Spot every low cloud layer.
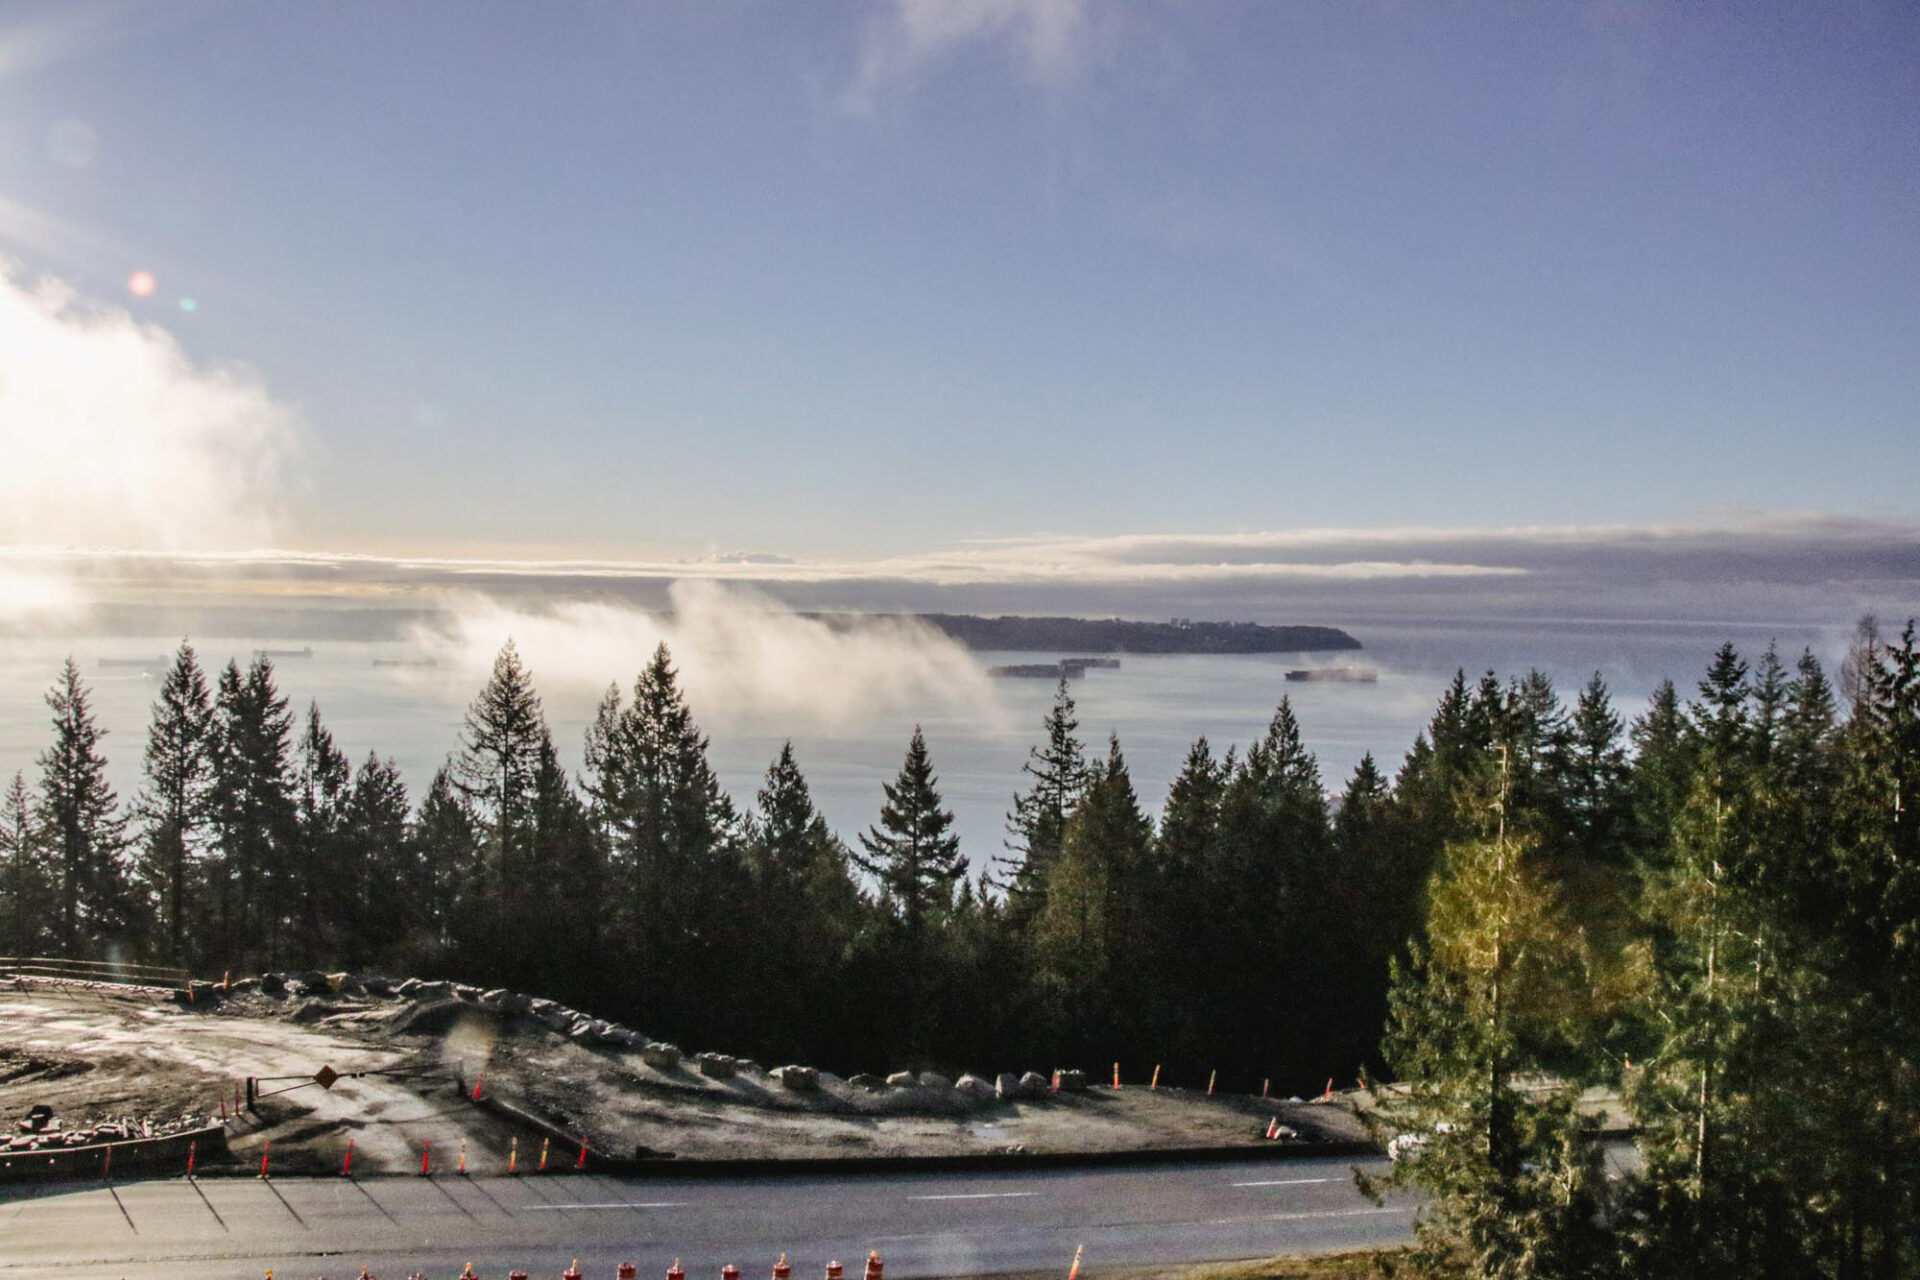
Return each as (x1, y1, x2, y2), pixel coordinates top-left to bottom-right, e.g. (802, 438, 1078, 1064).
(412, 580, 1004, 732)
(15, 512, 1916, 639)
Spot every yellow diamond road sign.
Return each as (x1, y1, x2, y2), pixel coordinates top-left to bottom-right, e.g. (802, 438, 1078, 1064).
(314, 1065, 339, 1090)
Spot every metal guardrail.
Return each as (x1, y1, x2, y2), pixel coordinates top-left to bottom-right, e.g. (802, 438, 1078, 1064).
(0, 955, 190, 990)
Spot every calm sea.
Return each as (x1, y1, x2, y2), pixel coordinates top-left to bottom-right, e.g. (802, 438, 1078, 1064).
(0, 614, 1851, 868)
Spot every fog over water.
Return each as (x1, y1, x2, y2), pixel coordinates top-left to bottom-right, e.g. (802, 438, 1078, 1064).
(0, 608, 1854, 869)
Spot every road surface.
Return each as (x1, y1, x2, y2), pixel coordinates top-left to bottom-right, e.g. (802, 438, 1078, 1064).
(0, 1155, 1414, 1278)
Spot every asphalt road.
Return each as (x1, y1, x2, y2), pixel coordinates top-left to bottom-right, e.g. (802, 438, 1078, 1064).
(0, 1155, 1415, 1279)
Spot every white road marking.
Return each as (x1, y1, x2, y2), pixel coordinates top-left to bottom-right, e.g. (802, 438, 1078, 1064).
(1208, 1206, 1412, 1225)
(908, 1191, 1041, 1201)
(526, 1202, 689, 1211)
(1231, 1177, 1333, 1187)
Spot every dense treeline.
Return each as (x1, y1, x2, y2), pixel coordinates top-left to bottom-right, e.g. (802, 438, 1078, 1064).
(0, 638, 1426, 1085)
(1369, 616, 1919, 1278)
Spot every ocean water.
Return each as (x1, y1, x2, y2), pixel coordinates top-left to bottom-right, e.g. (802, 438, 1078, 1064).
(0, 613, 1849, 868)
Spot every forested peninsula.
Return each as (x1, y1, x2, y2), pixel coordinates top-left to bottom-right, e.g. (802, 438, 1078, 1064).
(842, 613, 1362, 654)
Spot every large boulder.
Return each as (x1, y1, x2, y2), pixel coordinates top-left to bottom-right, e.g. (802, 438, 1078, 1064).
(411, 979, 453, 1000)
(1018, 1071, 1051, 1098)
(848, 1073, 886, 1090)
(695, 1052, 737, 1079)
(452, 983, 484, 1002)
(568, 1018, 610, 1043)
(917, 1071, 953, 1090)
(641, 1043, 683, 1070)
(954, 1074, 994, 1099)
(772, 1065, 820, 1092)
(885, 1071, 917, 1088)
(601, 1026, 648, 1049)
(995, 1073, 1023, 1100)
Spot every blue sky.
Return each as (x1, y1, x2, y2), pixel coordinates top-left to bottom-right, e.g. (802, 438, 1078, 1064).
(1, 0, 1917, 565)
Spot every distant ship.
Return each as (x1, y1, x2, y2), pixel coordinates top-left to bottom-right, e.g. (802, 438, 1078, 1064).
(1284, 667, 1378, 683)
(989, 657, 1124, 680)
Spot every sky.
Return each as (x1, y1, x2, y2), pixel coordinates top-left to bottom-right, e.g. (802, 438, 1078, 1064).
(0, 1, 1916, 626)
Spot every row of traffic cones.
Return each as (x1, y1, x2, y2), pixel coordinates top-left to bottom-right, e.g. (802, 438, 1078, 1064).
(333, 1251, 901, 1280)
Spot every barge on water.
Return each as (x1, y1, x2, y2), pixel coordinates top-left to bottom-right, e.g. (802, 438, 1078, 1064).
(1284, 667, 1378, 683)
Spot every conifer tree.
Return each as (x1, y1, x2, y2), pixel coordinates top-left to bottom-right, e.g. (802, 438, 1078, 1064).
(339, 752, 408, 966)
(453, 640, 546, 932)
(1560, 673, 1630, 865)
(997, 678, 1091, 922)
(37, 658, 127, 955)
(292, 701, 351, 963)
(745, 743, 863, 1058)
(208, 657, 296, 966)
(583, 643, 739, 1035)
(0, 771, 50, 957)
(1033, 735, 1153, 1056)
(856, 726, 964, 937)
(410, 763, 476, 960)
(1367, 755, 1614, 1279)
(137, 640, 213, 962)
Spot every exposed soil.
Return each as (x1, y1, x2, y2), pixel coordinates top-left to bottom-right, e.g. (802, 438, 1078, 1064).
(0, 980, 1369, 1177)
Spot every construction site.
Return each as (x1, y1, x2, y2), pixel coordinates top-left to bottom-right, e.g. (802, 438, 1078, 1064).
(2, 964, 1372, 1182)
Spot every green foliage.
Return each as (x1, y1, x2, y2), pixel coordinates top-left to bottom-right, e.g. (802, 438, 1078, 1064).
(997, 678, 1092, 924)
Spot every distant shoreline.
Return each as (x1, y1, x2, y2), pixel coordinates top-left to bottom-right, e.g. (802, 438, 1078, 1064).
(816, 612, 1362, 655)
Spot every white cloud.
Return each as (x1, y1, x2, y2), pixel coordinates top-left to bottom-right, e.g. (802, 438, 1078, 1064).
(845, 0, 1088, 112)
(0, 264, 300, 556)
(411, 580, 1004, 732)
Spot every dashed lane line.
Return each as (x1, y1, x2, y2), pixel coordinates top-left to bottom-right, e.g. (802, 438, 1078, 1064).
(1208, 1206, 1415, 1226)
(907, 1192, 1042, 1201)
(1230, 1178, 1334, 1187)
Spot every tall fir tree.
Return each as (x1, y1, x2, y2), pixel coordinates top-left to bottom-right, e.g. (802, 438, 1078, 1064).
(1032, 734, 1154, 1057)
(37, 658, 127, 956)
(209, 657, 297, 967)
(0, 771, 50, 957)
(291, 701, 352, 965)
(583, 643, 739, 1038)
(856, 725, 965, 937)
(137, 641, 213, 963)
(997, 678, 1091, 923)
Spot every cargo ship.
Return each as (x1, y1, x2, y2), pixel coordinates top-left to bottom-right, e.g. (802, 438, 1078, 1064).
(988, 657, 1124, 680)
(1284, 667, 1378, 683)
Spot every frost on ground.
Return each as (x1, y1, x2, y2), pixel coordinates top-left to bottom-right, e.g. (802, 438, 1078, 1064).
(0, 980, 1365, 1175)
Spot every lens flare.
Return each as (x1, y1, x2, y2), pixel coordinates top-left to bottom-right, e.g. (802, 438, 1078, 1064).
(178, 297, 197, 312)
(126, 270, 156, 298)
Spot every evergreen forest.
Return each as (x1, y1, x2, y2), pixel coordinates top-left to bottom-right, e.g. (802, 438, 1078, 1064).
(4, 620, 1917, 1277)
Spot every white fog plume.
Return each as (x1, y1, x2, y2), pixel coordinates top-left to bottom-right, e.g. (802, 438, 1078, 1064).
(415, 580, 1004, 731)
(0, 265, 298, 554)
